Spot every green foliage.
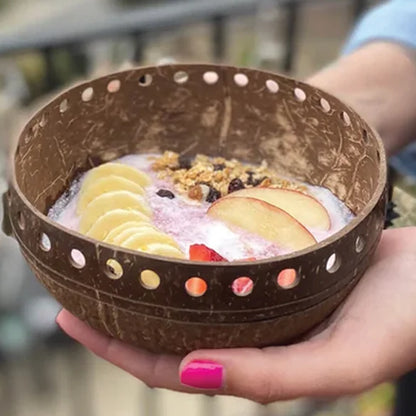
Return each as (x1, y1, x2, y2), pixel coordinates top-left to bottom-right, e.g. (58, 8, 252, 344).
(16, 53, 46, 100)
(356, 384, 395, 416)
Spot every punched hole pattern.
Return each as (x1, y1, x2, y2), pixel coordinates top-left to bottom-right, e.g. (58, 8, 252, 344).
(320, 97, 330, 112)
(140, 269, 161, 290)
(81, 87, 94, 102)
(174, 71, 189, 84)
(59, 99, 69, 113)
(266, 79, 279, 93)
(107, 79, 121, 93)
(34, 224, 359, 294)
(17, 211, 25, 230)
(40, 233, 51, 252)
(232, 277, 253, 297)
(105, 259, 123, 279)
(294, 87, 306, 102)
(341, 111, 351, 126)
(326, 253, 341, 274)
(203, 71, 219, 85)
(277, 269, 299, 289)
(70, 249, 86, 269)
(139, 74, 152, 86)
(355, 236, 365, 253)
(234, 73, 249, 87)
(185, 277, 207, 297)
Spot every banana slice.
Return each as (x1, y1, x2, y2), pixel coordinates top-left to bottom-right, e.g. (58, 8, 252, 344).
(120, 230, 179, 250)
(104, 221, 157, 243)
(86, 209, 150, 241)
(141, 243, 185, 259)
(112, 225, 160, 246)
(79, 191, 151, 234)
(82, 162, 151, 190)
(78, 175, 145, 214)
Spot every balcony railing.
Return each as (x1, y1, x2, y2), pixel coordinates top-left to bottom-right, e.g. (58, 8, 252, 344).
(0, 0, 370, 91)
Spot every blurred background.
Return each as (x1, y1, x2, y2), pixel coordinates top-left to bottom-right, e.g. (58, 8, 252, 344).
(0, 0, 415, 415)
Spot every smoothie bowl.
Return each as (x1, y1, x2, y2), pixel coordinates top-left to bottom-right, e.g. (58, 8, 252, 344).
(2, 64, 387, 354)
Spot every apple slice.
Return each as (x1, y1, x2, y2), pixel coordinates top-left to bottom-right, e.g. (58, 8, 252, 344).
(225, 187, 330, 230)
(208, 197, 316, 251)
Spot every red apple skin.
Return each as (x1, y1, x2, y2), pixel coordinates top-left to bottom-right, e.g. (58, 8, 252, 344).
(208, 196, 317, 252)
(225, 187, 331, 231)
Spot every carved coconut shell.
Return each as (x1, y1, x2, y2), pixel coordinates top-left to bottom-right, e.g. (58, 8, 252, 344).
(2, 65, 387, 354)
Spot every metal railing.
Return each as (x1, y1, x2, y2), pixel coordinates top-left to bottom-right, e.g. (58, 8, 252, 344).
(0, 0, 370, 91)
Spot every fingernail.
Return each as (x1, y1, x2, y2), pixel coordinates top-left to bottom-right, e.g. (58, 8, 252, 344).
(180, 360, 223, 390)
(55, 310, 63, 325)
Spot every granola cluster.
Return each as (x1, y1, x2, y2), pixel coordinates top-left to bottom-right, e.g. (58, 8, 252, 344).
(150, 151, 306, 203)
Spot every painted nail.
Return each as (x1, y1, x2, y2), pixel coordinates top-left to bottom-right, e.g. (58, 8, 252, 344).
(55, 310, 63, 325)
(180, 360, 224, 390)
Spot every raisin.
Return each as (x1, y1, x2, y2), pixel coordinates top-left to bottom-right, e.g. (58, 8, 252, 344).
(228, 178, 245, 193)
(157, 189, 175, 199)
(246, 171, 255, 185)
(206, 186, 221, 203)
(178, 154, 193, 170)
(213, 163, 225, 171)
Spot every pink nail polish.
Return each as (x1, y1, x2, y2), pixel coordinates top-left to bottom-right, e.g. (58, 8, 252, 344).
(55, 310, 62, 325)
(180, 360, 223, 390)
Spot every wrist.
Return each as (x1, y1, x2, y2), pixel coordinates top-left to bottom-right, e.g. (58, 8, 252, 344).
(306, 43, 416, 156)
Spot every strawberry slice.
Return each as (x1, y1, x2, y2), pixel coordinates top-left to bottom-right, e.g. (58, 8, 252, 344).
(189, 244, 228, 262)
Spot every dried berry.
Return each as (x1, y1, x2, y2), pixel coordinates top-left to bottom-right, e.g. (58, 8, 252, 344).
(213, 163, 225, 171)
(246, 171, 255, 185)
(206, 186, 221, 203)
(228, 178, 245, 193)
(156, 189, 175, 199)
(178, 154, 193, 170)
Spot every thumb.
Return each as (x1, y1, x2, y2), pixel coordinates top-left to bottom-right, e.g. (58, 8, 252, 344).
(179, 337, 377, 403)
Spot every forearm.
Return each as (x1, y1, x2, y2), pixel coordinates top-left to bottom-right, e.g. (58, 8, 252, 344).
(307, 42, 416, 156)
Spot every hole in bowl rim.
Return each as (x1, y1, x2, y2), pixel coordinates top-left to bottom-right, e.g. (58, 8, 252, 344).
(326, 253, 341, 274)
(39, 232, 52, 252)
(17, 211, 25, 230)
(140, 269, 161, 290)
(105, 258, 124, 279)
(138, 73, 153, 87)
(8, 64, 388, 268)
(69, 248, 87, 269)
